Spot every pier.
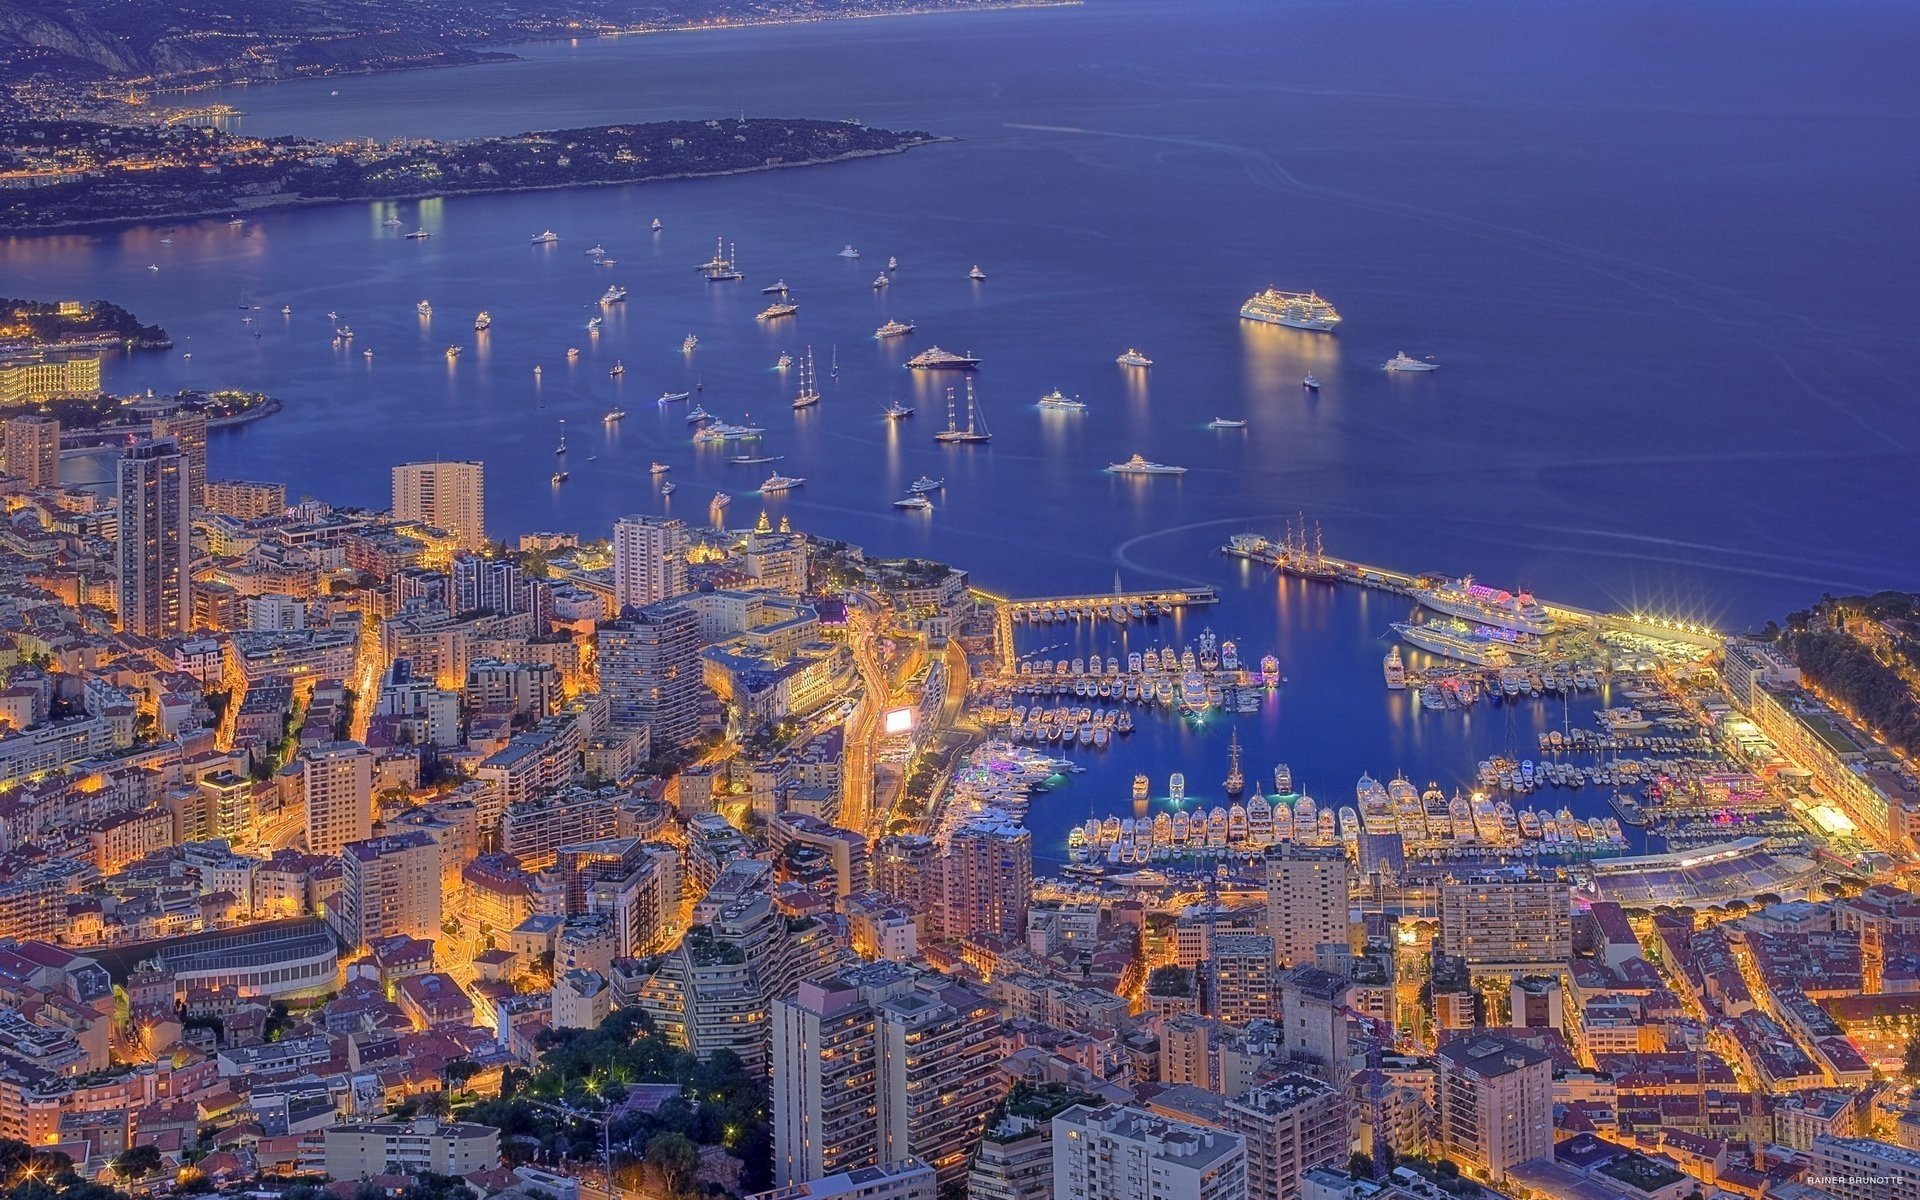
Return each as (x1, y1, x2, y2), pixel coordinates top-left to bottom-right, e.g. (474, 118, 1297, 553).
(989, 585, 1218, 674)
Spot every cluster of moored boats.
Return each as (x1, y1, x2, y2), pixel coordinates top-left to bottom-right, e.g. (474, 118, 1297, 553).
(1013, 599, 1171, 624)
(1004, 633, 1281, 718)
(1004, 706, 1133, 748)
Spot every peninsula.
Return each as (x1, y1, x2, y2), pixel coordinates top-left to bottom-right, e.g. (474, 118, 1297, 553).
(0, 117, 941, 232)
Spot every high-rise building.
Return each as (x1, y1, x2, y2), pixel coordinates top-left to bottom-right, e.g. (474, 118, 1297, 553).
(1279, 966, 1353, 1088)
(151, 408, 208, 508)
(874, 835, 939, 922)
(337, 831, 442, 951)
(1262, 844, 1350, 967)
(1436, 873, 1572, 970)
(1807, 1136, 1920, 1200)
(772, 963, 1004, 1192)
(968, 1086, 1104, 1200)
(3, 414, 59, 488)
(747, 1160, 936, 1200)
(1222, 1074, 1347, 1200)
(1051, 1104, 1248, 1200)
(392, 461, 486, 552)
(206, 478, 286, 520)
(598, 601, 702, 751)
(1435, 1034, 1553, 1183)
(612, 514, 690, 609)
(450, 554, 525, 616)
(936, 815, 1031, 942)
(1210, 934, 1278, 1024)
(115, 437, 192, 637)
(300, 742, 374, 856)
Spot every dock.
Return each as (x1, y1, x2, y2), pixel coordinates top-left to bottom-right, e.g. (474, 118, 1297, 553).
(990, 585, 1218, 674)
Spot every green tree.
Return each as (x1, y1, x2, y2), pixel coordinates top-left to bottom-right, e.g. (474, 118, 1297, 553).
(644, 1132, 701, 1197)
(110, 1144, 164, 1181)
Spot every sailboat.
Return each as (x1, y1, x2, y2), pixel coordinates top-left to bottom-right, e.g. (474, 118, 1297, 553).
(554, 420, 568, 455)
(1223, 730, 1245, 797)
(830, 346, 839, 380)
(792, 346, 821, 410)
(934, 379, 992, 444)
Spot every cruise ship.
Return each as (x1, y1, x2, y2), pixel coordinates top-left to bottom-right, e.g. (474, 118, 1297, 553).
(1414, 577, 1552, 635)
(875, 319, 915, 339)
(906, 346, 981, 370)
(1107, 454, 1186, 476)
(1239, 288, 1342, 331)
(1385, 351, 1437, 372)
(1037, 389, 1087, 412)
(1115, 348, 1153, 368)
(761, 472, 805, 493)
(1392, 622, 1513, 668)
(531, 230, 559, 245)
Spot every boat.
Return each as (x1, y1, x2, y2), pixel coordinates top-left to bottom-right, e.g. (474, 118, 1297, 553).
(1115, 348, 1153, 368)
(875, 319, 915, 338)
(1239, 288, 1342, 331)
(873, 273, 891, 289)
(147, 265, 159, 272)
(1208, 417, 1247, 429)
(405, 229, 431, 241)
(774, 352, 792, 370)
(758, 301, 799, 320)
(381, 217, 402, 228)
(567, 348, 581, 360)
(651, 217, 663, 231)
(609, 361, 625, 376)
(650, 463, 671, 475)
(1303, 374, 1321, 390)
(531, 230, 559, 245)
(884, 401, 915, 420)
(555, 422, 567, 453)
(661, 481, 677, 495)
(363, 349, 374, 359)
(551, 470, 569, 484)
(761, 472, 805, 493)
(893, 495, 933, 511)
(1383, 646, 1406, 689)
(1385, 351, 1437, 372)
(281, 305, 292, 315)
(604, 409, 627, 422)
(1037, 389, 1087, 412)
(474, 312, 492, 331)
(908, 476, 944, 494)
(416, 300, 433, 316)
(444, 345, 461, 360)
(731, 453, 781, 465)
(906, 346, 981, 370)
(968, 264, 987, 280)
(761, 280, 789, 295)
(934, 379, 992, 443)
(711, 491, 731, 511)
(792, 347, 821, 410)
(686, 404, 713, 423)
(838, 245, 861, 258)
(601, 285, 628, 304)
(1413, 577, 1552, 635)
(1106, 454, 1186, 475)
(683, 334, 699, 352)
(1392, 621, 1512, 668)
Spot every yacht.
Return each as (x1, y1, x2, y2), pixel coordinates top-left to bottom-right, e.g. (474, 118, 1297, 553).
(587, 316, 603, 332)
(761, 472, 805, 493)
(381, 217, 402, 228)
(887, 255, 899, 271)
(1239, 288, 1342, 331)
(884, 401, 915, 420)
(757, 301, 799, 320)
(1383, 646, 1406, 689)
(566, 347, 581, 360)
(444, 345, 461, 360)
(934, 379, 992, 443)
(906, 346, 981, 370)
(474, 312, 492, 331)
(650, 463, 671, 475)
(968, 264, 987, 280)
(894, 495, 933, 511)
(838, 245, 861, 258)
(731, 453, 781, 465)
(1385, 351, 1437, 372)
(659, 390, 692, 404)
(1208, 417, 1248, 429)
(1036, 389, 1087, 412)
(416, 300, 432, 316)
(147, 264, 159, 272)
(604, 408, 627, 422)
(337, 324, 354, 338)
(281, 305, 292, 315)
(1107, 455, 1186, 475)
(1115, 348, 1153, 368)
(363, 348, 374, 359)
(404, 229, 431, 240)
(875, 319, 915, 339)
(711, 491, 731, 512)
(1303, 374, 1321, 390)
(585, 244, 607, 257)
(873, 273, 891, 289)
(609, 361, 625, 376)
(908, 476, 945, 494)
(774, 352, 792, 369)
(551, 470, 569, 484)
(531, 230, 559, 245)
(600, 285, 628, 304)
(686, 404, 713, 423)
(792, 346, 821, 410)
(762, 280, 789, 294)
(661, 481, 678, 495)
(682, 334, 699, 352)
(651, 217, 663, 231)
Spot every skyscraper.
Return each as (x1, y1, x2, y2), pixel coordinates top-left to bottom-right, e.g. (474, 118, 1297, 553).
(936, 815, 1032, 942)
(450, 553, 525, 616)
(598, 601, 702, 751)
(1222, 1074, 1347, 1200)
(115, 437, 192, 637)
(1262, 844, 1351, 967)
(1437, 872, 1573, 971)
(612, 514, 690, 609)
(151, 407, 208, 508)
(300, 742, 374, 856)
(1435, 1034, 1553, 1183)
(337, 831, 442, 951)
(3, 414, 59, 489)
(1051, 1105, 1248, 1200)
(392, 460, 486, 552)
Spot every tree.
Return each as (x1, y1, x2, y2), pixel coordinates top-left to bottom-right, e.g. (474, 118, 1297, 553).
(1903, 1033, 1920, 1083)
(1348, 1151, 1376, 1180)
(110, 1145, 164, 1182)
(644, 1132, 700, 1197)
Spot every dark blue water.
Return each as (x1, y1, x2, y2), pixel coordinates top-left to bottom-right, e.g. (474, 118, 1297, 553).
(7, 0, 1917, 858)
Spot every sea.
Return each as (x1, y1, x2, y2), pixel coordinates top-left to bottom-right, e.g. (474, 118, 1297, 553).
(6, 0, 1917, 865)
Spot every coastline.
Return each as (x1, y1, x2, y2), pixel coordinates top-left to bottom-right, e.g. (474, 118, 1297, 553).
(4, 139, 952, 237)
